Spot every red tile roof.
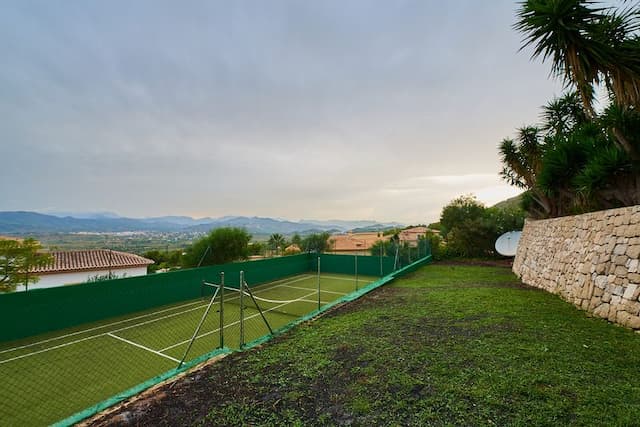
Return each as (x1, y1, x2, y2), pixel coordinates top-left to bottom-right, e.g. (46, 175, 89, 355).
(399, 227, 428, 243)
(328, 232, 388, 252)
(31, 249, 154, 274)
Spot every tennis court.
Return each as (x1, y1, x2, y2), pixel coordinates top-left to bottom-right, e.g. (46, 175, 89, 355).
(0, 273, 376, 426)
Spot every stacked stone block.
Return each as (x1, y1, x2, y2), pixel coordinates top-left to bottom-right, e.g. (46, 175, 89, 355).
(513, 205, 640, 329)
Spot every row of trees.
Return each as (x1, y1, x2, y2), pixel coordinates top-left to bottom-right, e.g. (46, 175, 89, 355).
(264, 232, 331, 255)
(144, 228, 333, 270)
(501, 0, 640, 218)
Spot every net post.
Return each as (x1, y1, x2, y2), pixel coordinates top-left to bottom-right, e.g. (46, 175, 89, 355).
(317, 256, 321, 310)
(355, 254, 359, 291)
(240, 270, 245, 348)
(219, 272, 225, 349)
(243, 279, 273, 335)
(380, 243, 383, 276)
(178, 282, 219, 369)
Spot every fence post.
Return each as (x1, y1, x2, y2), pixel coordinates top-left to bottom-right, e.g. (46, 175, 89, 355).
(219, 272, 224, 349)
(355, 254, 359, 291)
(240, 270, 244, 348)
(317, 256, 321, 310)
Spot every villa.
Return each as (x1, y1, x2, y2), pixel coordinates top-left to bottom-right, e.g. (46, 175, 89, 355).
(23, 249, 154, 291)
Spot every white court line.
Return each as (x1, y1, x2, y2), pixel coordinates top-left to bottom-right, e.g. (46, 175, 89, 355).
(160, 288, 320, 352)
(0, 274, 321, 364)
(0, 332, 107, 365)
(0, 302, 209, 365)
(281, 285, 347, 295)
(0, 299, 205, 355)
(1, 275, 314, 356)
(321, 275, 368, 282)
(299, 299, 331, 304)
(107, 333, 180, 363)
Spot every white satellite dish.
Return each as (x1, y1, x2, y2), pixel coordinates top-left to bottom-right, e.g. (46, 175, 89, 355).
(495, 231, 522, 257)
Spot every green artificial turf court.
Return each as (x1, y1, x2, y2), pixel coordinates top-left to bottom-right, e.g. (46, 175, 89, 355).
(0, 272, 376, 427)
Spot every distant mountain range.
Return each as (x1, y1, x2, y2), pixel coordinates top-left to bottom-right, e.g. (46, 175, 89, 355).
(0, 211, 403, 235)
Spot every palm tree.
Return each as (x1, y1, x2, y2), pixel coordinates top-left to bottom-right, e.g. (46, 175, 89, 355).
(268, 233, 285, 256)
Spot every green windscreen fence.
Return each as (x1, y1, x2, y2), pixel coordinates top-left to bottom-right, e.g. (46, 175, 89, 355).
(0, 254, 311, 343)
(0, 250, 431, 427)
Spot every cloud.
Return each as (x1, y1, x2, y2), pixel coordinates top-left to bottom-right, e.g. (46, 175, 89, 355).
(0, 1, 559, 223)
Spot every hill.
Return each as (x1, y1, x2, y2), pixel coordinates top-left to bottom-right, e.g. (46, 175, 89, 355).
(0, 211, 402, 236)
(491, 193, 524, 210)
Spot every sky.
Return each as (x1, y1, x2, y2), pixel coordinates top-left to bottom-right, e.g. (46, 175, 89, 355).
(0, 0, 564, 224)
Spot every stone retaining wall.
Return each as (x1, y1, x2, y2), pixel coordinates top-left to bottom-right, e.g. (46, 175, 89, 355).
(513, 205, 640, 329)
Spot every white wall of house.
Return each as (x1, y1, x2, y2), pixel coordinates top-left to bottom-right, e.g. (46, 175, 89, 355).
(17, 266, 148, 292)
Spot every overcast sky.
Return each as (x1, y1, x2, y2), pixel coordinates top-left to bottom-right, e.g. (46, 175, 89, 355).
(0, 0, 563, 223)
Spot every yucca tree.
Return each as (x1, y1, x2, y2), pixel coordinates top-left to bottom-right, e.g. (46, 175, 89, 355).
(541, 91, 588, 138)
(501, 92, 639, 217)
(536, 123, 603, 214)
(516, 0, 640, 158)
(499, 126, 556, 217)
(515, 0, 610, 117)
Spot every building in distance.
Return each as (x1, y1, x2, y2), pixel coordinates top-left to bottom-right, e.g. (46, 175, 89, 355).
(23, 249, 154, 292)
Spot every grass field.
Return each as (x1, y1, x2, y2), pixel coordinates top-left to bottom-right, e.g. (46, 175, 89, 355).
(0, 273, 375, 427)
(94, 263, 640, 426)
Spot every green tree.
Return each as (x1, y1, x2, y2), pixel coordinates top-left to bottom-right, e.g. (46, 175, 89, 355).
(0, 238, 52, 292)
(446, 218, 497, 258)
(302, 232, 331, 253)
(290, 233, 302, 247)
(268, 233, 286, 256)
(143, 249, 183, 273)
(439, 195, 486, 238)
(369, 239, 388, 257)
(248, 241, 265, 256)
(436, 196, 526, 259)
(182, 228, 251, 268)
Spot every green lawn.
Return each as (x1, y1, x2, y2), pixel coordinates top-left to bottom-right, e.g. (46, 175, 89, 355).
(0, 273, 372, 427)
(150, 263, 640, 426)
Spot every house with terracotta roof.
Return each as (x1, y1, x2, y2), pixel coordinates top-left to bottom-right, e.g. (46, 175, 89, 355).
(398, 226, 428, 247)
(22, 249, 154, 291)
(327, 232, 389, 256)
(284, 244, 301, 255)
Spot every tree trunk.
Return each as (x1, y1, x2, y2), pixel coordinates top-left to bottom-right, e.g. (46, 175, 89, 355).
(611, 127, 640, 161)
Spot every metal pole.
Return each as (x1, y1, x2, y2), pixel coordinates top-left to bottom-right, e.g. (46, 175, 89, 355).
(178, 283, 219, 369)
(240, 270, 245, 348)
(244, 280, 273, 334)
(355, 254, 359, 291)
(219, 272, 225, 349)
(380, 243, 383, 276)
(317, 256, 321, 310)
